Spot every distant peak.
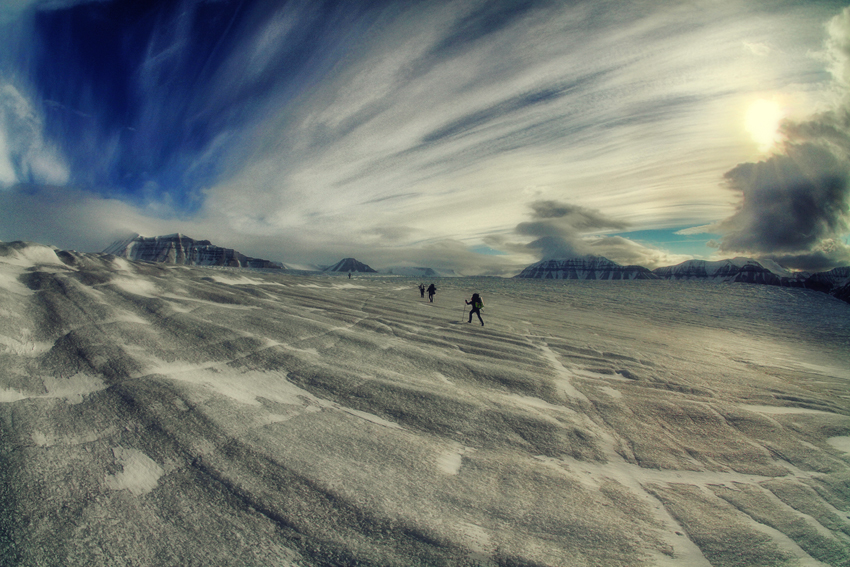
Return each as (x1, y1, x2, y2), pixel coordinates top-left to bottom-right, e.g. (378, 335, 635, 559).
(325, 257, 377, 273)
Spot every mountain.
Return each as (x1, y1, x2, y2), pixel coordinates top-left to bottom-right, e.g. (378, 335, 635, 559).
(652, 258, 790, 285)
(324, 257, 377, 273)
(802, 266, 850, 303)
(803, 266, 850, 293)
(103, 233, 280, 269)
(514, 256, 659, 280)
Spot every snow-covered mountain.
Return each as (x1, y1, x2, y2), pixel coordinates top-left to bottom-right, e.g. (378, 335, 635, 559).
(804, 266, 850, 291)
(103, 233, 280, 269)
(514, 256, 659, 280)
(652, 257, 790, 285)
(324, 257, 377, 273)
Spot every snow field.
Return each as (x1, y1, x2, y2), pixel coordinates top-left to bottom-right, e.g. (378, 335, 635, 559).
(0, 241, 849, 566)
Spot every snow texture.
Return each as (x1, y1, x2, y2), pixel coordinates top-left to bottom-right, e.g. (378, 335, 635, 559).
(2, 241, 850, 567)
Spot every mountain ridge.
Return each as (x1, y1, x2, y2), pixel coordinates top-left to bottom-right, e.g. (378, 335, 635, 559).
(513, 254, 849, 303)
(103, 233, 281, 269)
(514, 256, 659, 280)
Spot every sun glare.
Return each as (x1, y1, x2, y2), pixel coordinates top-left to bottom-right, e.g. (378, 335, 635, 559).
(745, 99, 784, 152)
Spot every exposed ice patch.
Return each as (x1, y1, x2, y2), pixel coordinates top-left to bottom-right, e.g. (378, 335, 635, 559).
(437, 450, 463, 475)
(206, 275, 276, 286)
(0, 373, 106, 404)
(0, 389, 26, 403)
(436, 442, 470, 475)
(106, 257, 134, 271)
(0, 244, 62, 267)
(112, 277, 158, 297)
(738, 404, 837, 415)
(827, 436, 850, 454)
(0, 334, 52, 356)
(104, 447, 164, 496)
(293, 282, 366, 290)
(793, 361, 850, 380)
(0, 271, 31, 295)
(42, 373, 107, 404)
(600, 385, 623, 398)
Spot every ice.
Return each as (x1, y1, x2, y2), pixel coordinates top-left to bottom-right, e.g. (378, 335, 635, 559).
(827, 436, 850, 453)
(111, 277, 159, 297)
(1, 242, 849, 566)
(104, 447, 165, 496)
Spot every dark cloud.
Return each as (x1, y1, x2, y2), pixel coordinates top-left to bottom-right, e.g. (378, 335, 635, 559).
(715, 116, 850, 270)
(514, 200, 630, 259)
(713, 8, 850, 271)
(718, 142, 849, 252)
(761, 244, 850, 273)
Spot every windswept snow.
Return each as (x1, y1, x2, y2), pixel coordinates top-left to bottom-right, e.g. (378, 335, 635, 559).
(1, 241, 849, 567)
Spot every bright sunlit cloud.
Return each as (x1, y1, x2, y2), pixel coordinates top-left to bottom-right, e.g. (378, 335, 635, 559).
(745, 99, 784, 152)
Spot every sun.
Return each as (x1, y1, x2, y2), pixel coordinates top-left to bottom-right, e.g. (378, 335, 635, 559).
(745, 99, 784, 152)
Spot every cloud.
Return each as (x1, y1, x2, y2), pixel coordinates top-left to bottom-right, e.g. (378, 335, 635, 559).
(513, 200, 629, 259)
(502, 200, 693, 268)
(0, 184, 169, 251)
(2, 0, 846, 273)
(713, 8, 850, 270)
(743, 41, 772, 57)
(0, 84, 69, 188)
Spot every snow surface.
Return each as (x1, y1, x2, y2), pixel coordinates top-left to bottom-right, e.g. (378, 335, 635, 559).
(1, 242, 850, 567)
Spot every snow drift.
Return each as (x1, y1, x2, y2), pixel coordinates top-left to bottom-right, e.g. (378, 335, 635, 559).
(2, 241, 849, 567)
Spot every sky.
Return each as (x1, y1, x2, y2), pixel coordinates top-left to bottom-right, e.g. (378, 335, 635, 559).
(0, 0, 849, 275)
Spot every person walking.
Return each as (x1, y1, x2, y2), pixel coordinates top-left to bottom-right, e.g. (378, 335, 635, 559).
(419, 283, 425, 298)
(427, 283, 436, 303)
(466, 292, 484, 325)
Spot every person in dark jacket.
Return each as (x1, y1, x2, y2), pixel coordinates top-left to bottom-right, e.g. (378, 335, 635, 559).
(427, 283, 436, 302)
(466, 293, 483, 325)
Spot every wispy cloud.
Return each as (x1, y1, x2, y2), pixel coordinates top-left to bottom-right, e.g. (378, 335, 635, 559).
(0, 84, 69, 187)
(1, 0, 847, 273)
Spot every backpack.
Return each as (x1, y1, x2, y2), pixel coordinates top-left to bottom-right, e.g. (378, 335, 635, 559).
(472, 294, 483, 309)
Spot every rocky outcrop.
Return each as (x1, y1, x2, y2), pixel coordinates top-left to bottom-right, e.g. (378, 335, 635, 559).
(103, 234, 280, 269)
(514, 256, 659, 280)
(324, 258, 377, 273)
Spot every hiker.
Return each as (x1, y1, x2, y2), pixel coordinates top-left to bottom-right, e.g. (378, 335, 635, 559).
(419, 283, 425, 298)
(466, 293, 484, 326)
(427, 283, 436, 302)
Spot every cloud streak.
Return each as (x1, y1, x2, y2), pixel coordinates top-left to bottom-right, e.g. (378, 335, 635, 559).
(1, 0, 848, 274)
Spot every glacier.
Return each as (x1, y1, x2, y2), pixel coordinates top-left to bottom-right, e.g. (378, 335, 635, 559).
(1, 241, 849, 567)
